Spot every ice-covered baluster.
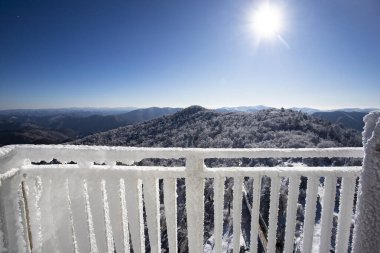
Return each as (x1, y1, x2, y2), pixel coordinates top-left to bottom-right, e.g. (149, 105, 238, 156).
(163, 177, 177, 253)
(124, 176, 145, 253)
(213, 175, 224, 253)
(283, 175, 301, 252)
(24, 176, 43, 253)
(267, 175, 280, 253)
(249, 175, 261, 253)
(143, 177, 161, 253)
(1, 170, 27, 253)
(185, 156, 204, 253)
(38, 176, 58, 252)
(232, 177, 243, 253)
(336, 176, 356, 253)
(17, 180, 29, 253)
(67, 177, 90, 252)
(101, 180, 114, 253)
(319, 176, 337, 253)
(119, 178, 131, 253)
(47, 177, 73, 252)
(302, 176, 319, 253)
(104, 177, 124, 253)
(84, 178, 105, 253)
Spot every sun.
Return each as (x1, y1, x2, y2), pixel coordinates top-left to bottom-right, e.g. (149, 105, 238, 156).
(251, 3, 283, 39)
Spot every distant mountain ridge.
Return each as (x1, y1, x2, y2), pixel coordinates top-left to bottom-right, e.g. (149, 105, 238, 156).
(0, 107, 138, 117)
(0, 107, 181, 146)
(329, 108, 378, 113)
(1, 105, 377, 116)
(216, 105, 274, 113)
(311, 111, 369, 131)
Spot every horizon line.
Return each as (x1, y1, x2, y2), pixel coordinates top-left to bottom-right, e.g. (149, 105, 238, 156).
(0, 105, 379, 112)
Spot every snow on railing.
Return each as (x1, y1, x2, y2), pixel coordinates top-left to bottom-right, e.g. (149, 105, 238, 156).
(352, 111, 380, 252)
(0, 144, 368, 253)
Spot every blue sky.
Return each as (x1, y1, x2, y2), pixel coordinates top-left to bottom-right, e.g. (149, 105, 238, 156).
(1, 0, 380, 109)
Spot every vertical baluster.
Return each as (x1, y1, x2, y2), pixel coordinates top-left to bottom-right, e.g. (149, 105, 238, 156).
(24, 176, 43, 253)
(101, 180, 114, 253)
(302, 176, 319, 253)
(213, 176, 224, 253)
(49, 177, 73, 252)
(22, 178, 34, 252)
(124, 176, 145, 253)
(336, 176, 356, 253)
(105, 177, 124, 253)
(0, 182, 6, 251)
(0, 188, 7, 251)
(1, 174, 27, 253)
(319, 176, 337, 253)
(86, 178, 106, 253)
(83, 180, 104, 252)
(119, 179, 131, 253)
(163, 177, 177, 253)
(249, 175, 261, 253)
(67, 177, 90, 253)
(267, 176, 280, 253)
(17, 180, 30, 253)
(185, 157, 204, 253)
(233, 177, 243, 253)
(283, 175, 300, 252)
(143, 177, 161, 253)
(38, 177, 56, 252)
(65, 178, 79, 253)
(65, 179, 79, 253)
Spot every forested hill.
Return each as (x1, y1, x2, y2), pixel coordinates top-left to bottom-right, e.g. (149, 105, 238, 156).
(73, 106, 361, 148)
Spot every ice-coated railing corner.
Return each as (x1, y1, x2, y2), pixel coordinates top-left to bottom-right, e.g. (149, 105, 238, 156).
(0, 112, 378, 253)
(352, 111, 380, 253)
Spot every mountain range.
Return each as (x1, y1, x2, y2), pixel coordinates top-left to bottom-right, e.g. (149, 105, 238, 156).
(0, 107, 138, 117)
(0, 105, 376, 146)
(311, 111, 368, 132)
(73, 106, 361, 148)
(0, 107, 181, 146)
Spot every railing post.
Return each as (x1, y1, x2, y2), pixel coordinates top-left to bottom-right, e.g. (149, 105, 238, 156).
(185, 155, 205, 253)
(0, 170, 27, 253)
(353, 111, 380, 252)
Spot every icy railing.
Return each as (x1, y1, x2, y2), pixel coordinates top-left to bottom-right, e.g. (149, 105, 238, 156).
(0, 145, 368, 253)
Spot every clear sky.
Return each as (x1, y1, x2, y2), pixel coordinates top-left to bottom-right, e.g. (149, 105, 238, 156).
(1, 0, 380, 109)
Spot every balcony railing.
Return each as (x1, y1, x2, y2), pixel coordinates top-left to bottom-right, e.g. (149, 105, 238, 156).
(0, 112, 379, 253)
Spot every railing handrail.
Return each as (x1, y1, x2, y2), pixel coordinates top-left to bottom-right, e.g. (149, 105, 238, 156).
(5, 144, 364, 157)
(0, 145, 364, 173)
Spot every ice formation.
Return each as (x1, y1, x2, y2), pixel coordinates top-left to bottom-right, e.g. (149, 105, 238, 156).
(352, 111, 380, 252)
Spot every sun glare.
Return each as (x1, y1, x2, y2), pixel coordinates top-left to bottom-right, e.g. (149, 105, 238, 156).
(251, 3, 283, 39)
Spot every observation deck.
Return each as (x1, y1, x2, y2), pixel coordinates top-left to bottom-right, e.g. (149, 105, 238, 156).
(0, 112, 379, 253)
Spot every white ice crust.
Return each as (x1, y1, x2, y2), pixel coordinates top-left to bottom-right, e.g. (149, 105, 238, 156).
(353, 111, 380, 252)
